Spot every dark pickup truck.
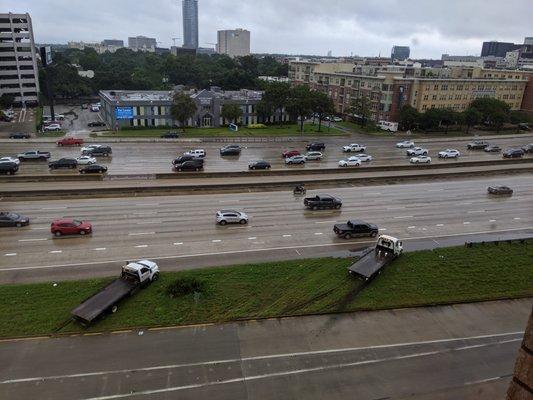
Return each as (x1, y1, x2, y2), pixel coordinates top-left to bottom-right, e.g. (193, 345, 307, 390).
(334, 220, 379, 239)
(348, 235, 403, 281)
(71, 260, 159, 325)
(304, 195, 342, 210)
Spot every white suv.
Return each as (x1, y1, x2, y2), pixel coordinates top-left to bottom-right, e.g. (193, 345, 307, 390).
(406, 147, 428, 156)
(216, 210, 249, 225)
(185, 149, 206, 158)
(438, 149, 461, 158)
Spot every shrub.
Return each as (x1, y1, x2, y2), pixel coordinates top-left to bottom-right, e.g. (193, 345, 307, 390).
(247, 123, 267, 129)
(166, 277, 207, 298)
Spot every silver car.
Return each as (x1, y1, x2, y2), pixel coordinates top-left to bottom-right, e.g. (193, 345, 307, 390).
(305, 151, 323, 161)
(216, 210, 249, 225)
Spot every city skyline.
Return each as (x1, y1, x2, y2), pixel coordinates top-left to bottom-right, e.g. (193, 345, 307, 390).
(2, 0, 532, 58)
(182, 0, 198, 49)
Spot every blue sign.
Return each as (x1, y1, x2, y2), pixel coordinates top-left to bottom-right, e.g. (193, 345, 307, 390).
(115, 107, 134, 119)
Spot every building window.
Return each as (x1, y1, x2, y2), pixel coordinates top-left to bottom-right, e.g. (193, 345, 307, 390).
(441, 84, 448, 90)
(432, 95, 437, 100)
(423, 95, 428, 100)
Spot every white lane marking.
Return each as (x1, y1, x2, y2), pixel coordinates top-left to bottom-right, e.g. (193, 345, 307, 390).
(30, 228, 48, 231)
(218, 200, 239, 203)
(314, 232, 323, 236)
(49, 250, 62, 254)
(380, 228, 388, 231)
(514, 218, 521, 220)
(436, 224, 444, 227)
(56, 339, 523, 400)
(3, 228, 532, 272)
(464, 377, 503, 386)
(394, 216, 413, 219)
(93, 248, 106, 251)
(464, 222, 471, 225)
(4, 253, 17, 257)
(248, 237, 257, 240)
(41, 207, 67, 211)
(135, 245, 148, 249)
(2, 332, 521, 385)
(282, 234, 292, 238)
(489, 220, 497, 223)
(18, 238, 47, 242)
(128, 232, 155, 236)
(408, 226, 416, 229)
(212, 240, 222, 243)
(173, 242, 183, 246)
(467, 210, 485, 214)
(386, 206, 405, 210)
(136, 203, 157, 207)
(295, 249, 301, 256)
(315, 220, 338, 224)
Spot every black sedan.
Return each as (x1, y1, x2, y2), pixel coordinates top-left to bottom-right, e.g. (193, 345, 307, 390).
(0, 212, 30, 227)
(49, 158, 78, 169)
(87, 121, 106, 127)
(0, 162, 18, 175)
(487, 186, 513, 195)
(220, 145, 242, 156)
(80, 164, 108, 174)
(9, 133, 31, 139)
(502, 149, 525, 158)
(248, 160, 271, 170)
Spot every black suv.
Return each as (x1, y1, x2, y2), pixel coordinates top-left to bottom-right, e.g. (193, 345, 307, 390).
(306, 142, 326, 151)
(220, 144, 242, 156)
(173, 155, 203, 166)
(503, 148, 525, 158)
(0, 162, 18, 175)
(80, 164, 108, 174)
(467, 141, 489, 150)
(174, 159, 204, 172)
(0, 212, 30, 227)
(9, 133, 31, 139)
(82, 146, 112, 157)
(49, 158, 78, 169)
(161, 132, 180, 138)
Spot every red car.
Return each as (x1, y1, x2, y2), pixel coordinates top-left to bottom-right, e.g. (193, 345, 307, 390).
(57, 137, 84, 147)
(51, 218, 92, 237)
(282, 150, 301, 158)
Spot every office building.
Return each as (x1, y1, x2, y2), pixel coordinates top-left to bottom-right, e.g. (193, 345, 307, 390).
(391, 46, 410, 61)
(525, 37, 533, 45)
(289, 59, 531, 122)
(0, 12, 40, 105)
(99, 87, 289, 129)
(481, 41, 520, 57)
(128, 36, 157, 52)
(217, 29, 250, 58)
(102, 39, 124, 47)
(182, 0, 199, 49)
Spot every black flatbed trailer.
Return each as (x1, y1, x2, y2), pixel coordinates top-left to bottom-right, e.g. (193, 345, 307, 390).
(71, 276, 139, 325)
(348, 245, 397, 281)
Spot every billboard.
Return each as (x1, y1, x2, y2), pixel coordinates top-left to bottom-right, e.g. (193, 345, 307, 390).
(115, 107, 134, 119)
(39, 46, 52, 67)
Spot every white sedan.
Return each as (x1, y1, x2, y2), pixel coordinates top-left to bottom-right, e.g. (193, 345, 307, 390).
(339, 156, 362, 167)
(410, 155, 432, 164)
(406, 147, 428, 156)
(356, 154, 373, 162)
(396, 141, 415, 148)
(438, 149, 461, 158)
(76, 156, 97, 165)
(0, 156, 20, 165)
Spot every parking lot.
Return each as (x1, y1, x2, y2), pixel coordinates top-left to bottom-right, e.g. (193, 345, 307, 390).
(0, 108, 36, 138)
(42, 104, 106, 136)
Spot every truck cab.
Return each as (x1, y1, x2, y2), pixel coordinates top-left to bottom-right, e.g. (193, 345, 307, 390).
(122, 260, 159, 285)
(376, 235, 403, 255)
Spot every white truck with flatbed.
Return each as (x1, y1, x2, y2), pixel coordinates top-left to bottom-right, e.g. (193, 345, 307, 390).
(71, 260, 159, 325)
(348, 235, 403, 281)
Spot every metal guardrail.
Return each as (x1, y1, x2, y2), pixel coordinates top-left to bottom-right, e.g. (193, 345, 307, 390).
(465, 239, 530, 247)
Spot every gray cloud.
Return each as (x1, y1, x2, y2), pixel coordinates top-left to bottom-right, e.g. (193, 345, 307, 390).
(4, 0, 531, 58)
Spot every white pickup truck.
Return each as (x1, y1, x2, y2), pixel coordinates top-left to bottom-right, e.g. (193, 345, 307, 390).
(342, 143, 367, 153)
(17, 150, 51, 161)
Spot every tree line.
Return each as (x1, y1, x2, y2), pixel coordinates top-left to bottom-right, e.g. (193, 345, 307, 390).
(39, 48, 289, 99)
(171, 83, 336, 132)
(399, 98, 525, 133)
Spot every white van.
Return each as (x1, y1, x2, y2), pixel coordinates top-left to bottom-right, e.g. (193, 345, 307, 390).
(379, 121, 398, 132)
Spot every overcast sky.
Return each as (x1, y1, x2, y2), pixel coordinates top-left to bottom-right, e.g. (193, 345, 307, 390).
(5, 0, 532, 58)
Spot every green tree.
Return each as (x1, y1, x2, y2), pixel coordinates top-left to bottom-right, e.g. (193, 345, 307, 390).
(491, 110, 508, 133)
(440, 108, 458, 134)
(263, 82, 291, 126)
(351, 95, 372, 127)
(419, 108, 441, 131)
(221, 103, 243, 125)
(0, 94, 15, 109)
(469, 98, 510, 126)
(171, 92, 197, 130)
(399, 105, 420, 131)
(255, 99, 274, 123)
(286, 85, 315, 133)
(311, 91, 335, 132)
(462, 108, 482, 134)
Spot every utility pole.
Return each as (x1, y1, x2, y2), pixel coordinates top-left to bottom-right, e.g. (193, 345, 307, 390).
(39, 46, 55, 123)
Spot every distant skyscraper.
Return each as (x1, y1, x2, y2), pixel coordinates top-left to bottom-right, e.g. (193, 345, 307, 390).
(182, 0, 199, 49)
(391, 46, 410, 61)
(217, 29, 250, 58)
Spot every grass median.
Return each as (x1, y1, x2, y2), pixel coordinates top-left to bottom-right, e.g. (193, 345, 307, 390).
(0, 241, 531, 338)
(97, 124, 347, 138)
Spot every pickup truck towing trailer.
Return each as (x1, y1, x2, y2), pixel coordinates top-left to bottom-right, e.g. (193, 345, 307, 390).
(71, 260, 159, 325)
(348, 235, 403, 281)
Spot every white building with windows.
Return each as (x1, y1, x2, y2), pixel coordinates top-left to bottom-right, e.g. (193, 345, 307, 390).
(217, 29, 250, 58)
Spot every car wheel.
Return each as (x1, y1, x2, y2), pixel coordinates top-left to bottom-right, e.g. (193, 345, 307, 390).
(16, 222, 22, 228)
(103, 153, 108, 157)
(415, 160, 419, 164)
(267, 166, 271, 169)
(151, 273, 159, 282)
(58, 143, 63, 147)
(7, 171, 13, 175)
(81, 170, 86, 174)
(239, 219, 247, 225)
(371, 231, 378, 238)
(196, 168, 200, 171)
(344, 233, 352, 239)
(312, 205, 318, 211)
(54, 231, 62, 237)
(178, 168, 182, 172)
(251, 166, 255, 170)
(219, 220, 227, 226)
(335, 204, 342, 209)
(80, 230, 86, 235)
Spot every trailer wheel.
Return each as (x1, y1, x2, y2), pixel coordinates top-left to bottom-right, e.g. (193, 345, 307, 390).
(111, 305, 118, 313)
(151, 273, 159, 282)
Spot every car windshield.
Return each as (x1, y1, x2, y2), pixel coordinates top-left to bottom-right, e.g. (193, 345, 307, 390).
(73, 220, 83, 226)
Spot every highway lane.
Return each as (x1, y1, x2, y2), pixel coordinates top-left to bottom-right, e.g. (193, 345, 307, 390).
(1, 135, 531, 175)
(0, 174, 532, 283)
(0, 299, 530, 400)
